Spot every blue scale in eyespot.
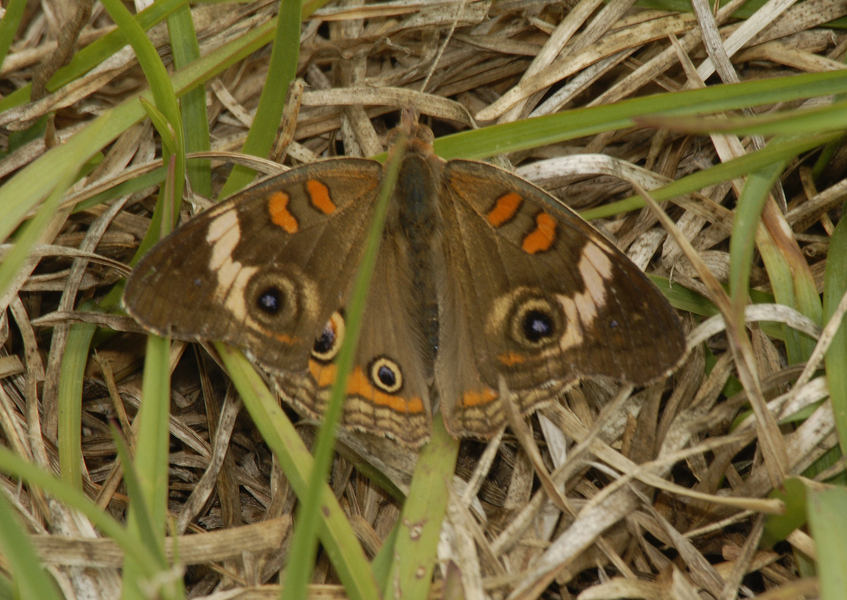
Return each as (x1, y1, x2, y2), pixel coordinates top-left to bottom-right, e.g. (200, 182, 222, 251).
(524, 310, 554, 342)
(258, 288, 282, 314)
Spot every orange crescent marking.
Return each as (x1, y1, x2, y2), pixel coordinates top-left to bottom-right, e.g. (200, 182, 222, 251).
(308, 362, 424, 414)
(268, 191, 298, 233)
(347, 367, 424, 414)
(306, 180, 336, 215)
(273, 333, 299, 345)
(462, 388, 497, 408)
(309, 360, 336, 387)
(498, 352, 526, 366)
(487, 192, 522, 227)
(522, 212, 557, 254)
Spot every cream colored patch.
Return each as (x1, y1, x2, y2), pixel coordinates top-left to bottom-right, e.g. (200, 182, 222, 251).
(223, 265, 258, 321)
(299, 276, 322, 323)
(216, 257, 242, 293)
(207, 212, 241, 273)
(346, 397, 375, 420)
(207, 210, 239, 244)
(576, 243, 612, 327)
(572, 290, 598, 327)
(554, 244, 614, 350)
(557, 294, 584, 351)
(205, 211, 259, 325)
(375, 411, 398, 430)
(591, 236, 616, 255)
(486, 287, 526, 335)
(579, 243, 612, 300)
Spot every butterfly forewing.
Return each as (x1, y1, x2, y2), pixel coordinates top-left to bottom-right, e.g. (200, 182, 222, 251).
(124, 159, 383, 374)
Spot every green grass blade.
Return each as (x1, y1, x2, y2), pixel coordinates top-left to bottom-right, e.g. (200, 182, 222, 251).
(0, 492, 63, 600)
(0, 115, 106, 297)
(111, 424, 165, 562)
(581, 133, 839, 220)
(57, 321, 96, 489)
(110, 423, 182, 600)
(133, 335, 173, 533)
(638, 96, 847, 136)
(383, 416, 459, 599)
(140, 97, 178, 157)
(215, 344, 380, 600)
(727, 160, 819, 363)
(762, 477, 807, 547)
(0, 0, 188, 114)
(824, 203, 847, 456)
(0, 107, 128, 247)
(756, 221, 822, 363)
(807, 485, 847, 600)
(122, 335, 176, 600)
(0, 445, 163, 573)
(168, 4, 211, 197)
(371, 519, 400, 585)
(83, 0, 182, 136)
(730, 163, 784, 327)
(649, 274, 717, 317)
(442, 70, 847, 159)
(0, 0, 27, 72)
(281, 122, 407, 600)
(219, 0, 301, 199)
(100, 0, 186, 253)
(110, 153, 180, 599)
(72, 166, 167, 214)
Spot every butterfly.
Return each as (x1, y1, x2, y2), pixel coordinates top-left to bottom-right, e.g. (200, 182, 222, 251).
(123, 113, 685, 448)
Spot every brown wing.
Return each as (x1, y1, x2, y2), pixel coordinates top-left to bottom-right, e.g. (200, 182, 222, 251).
(125, 156, 435, 447)
(124, 158, 382, 374)
(275, 233, 434, 447)
(436, 159, 684, 439)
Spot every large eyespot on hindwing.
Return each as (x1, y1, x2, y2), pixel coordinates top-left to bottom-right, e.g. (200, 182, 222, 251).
(369, 356, 404, 395)
(312, 311, 345, 363)
(507, 292, 564, 350)
(245, 270, 304, 329)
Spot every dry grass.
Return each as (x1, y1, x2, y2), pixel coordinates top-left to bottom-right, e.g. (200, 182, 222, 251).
(0, 0, 845, 599)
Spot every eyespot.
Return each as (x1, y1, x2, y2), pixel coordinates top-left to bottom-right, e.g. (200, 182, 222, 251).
(509, 295, 562, 349)
(369, 357, 403, 394)
(257, 287, 283, 315)
(522, 308, 554, 343)
(312, 311, 345, 362)
(246, 271, 300, 327)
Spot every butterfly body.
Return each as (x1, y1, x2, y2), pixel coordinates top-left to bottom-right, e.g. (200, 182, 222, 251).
(124, 118, 684, 448)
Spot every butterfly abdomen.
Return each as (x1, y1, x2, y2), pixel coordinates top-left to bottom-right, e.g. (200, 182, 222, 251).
(391, 152, 447, 376)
